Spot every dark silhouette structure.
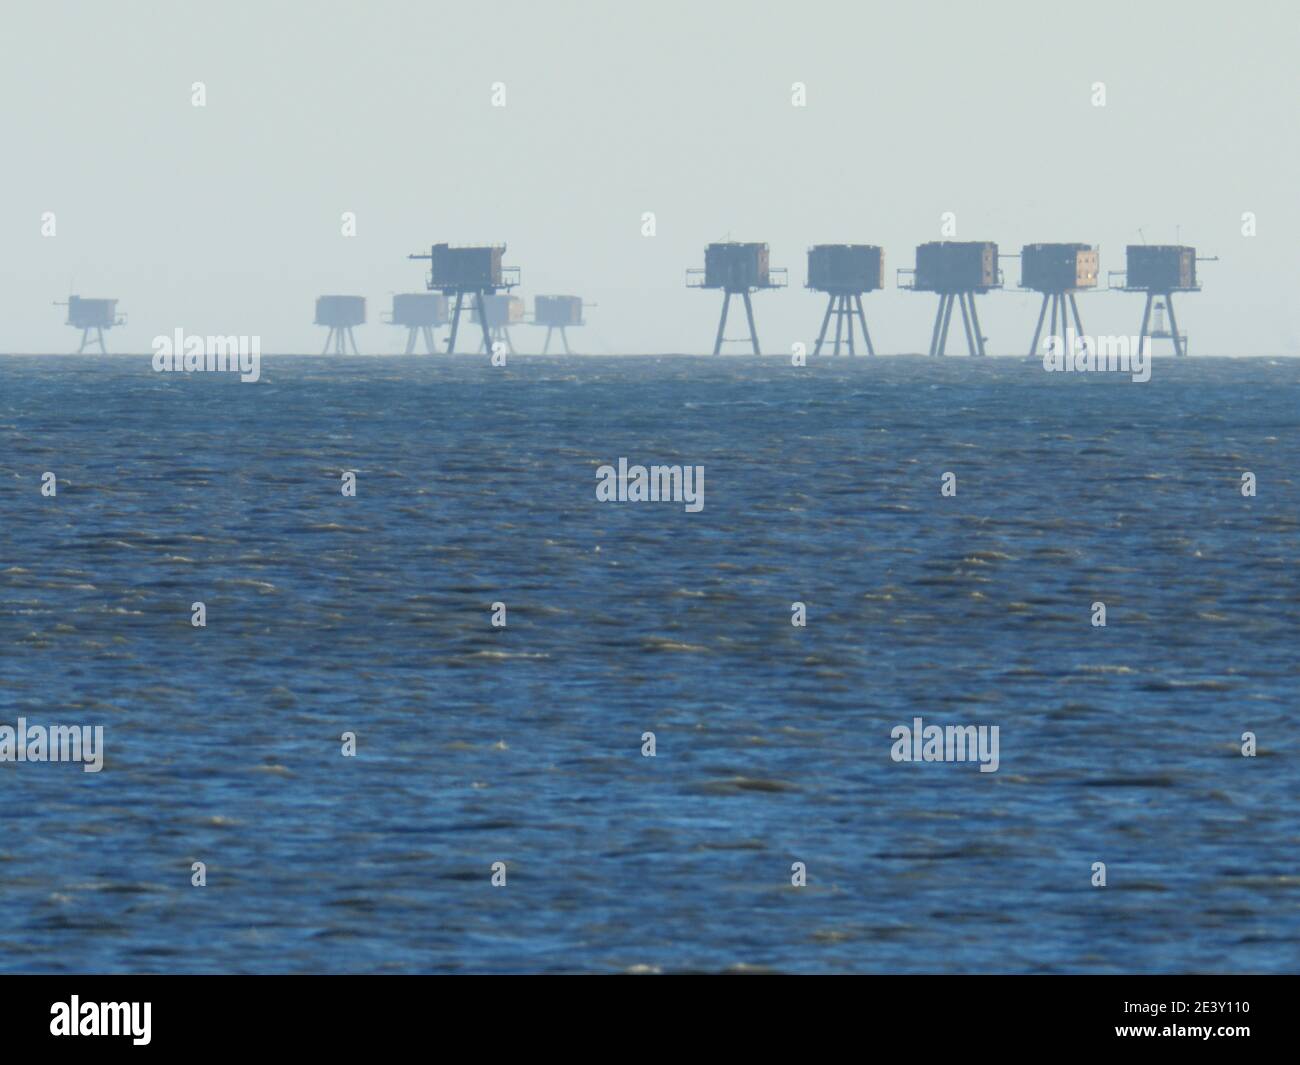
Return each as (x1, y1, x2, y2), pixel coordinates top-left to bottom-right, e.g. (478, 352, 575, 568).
(408, 243, 520, 354)
(807, 244, 883, 356)
(687, 242, 787, 354)
(1020, 243, 1099, 356)
(1114, 245, 1202, 357)
(901, 241, 1001, 356)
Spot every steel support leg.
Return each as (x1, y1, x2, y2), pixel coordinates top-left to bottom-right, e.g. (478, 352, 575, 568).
(1137, 292, 1153, 358)
(928, 295, 946, 356)
(713, 292, 731, 355)
(1068, 292, 1084, 338)
(959, 291, 976, 356)
(814, 294, 835, 355)
(1029, 293, 1049, 357)
(1164, 292, 1185, 357)
(448, 293, 464, 354)
(968, 293, 986, 356)
(477, 292, 493, 355)
(742, 291, 760, 354)
(855, 294, 875, 356)
(938, 293, 955, 356)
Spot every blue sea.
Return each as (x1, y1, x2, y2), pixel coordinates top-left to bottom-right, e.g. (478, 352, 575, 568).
(1, 353, 1297, 974)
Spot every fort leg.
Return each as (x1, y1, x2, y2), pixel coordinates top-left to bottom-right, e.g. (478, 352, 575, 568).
(1029, 293, 1049, 357)
(959, 291, 976, 356)
(968, 294, 986, 356)
(1068, 292, 1084, 339)
(1164, 293, 1185, 357)
(542, 326, 553, 355)
(561, 327, 573, 355)
(448, 292, 464, 354)
(938, 293, 955, 356)
(423, 326, 436, 354)
(1137, 292, 1153, 357)
(742, 291, 760, 355)
(855, 295, 875, 356)
(348, 327, 359, 355)
(405, 328, 417, 355)
(477, 293, 493, 355)
(833, 293, 845, 355)
(928, 295, 946, 356)
(322, 327, 334, 356)
(713, 292, 731, 355)
(845, 295, 857, 356)
(814, 294, 835, 356)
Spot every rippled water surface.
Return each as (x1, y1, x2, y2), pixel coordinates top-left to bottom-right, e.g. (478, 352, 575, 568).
(1, 354, 1297, 973)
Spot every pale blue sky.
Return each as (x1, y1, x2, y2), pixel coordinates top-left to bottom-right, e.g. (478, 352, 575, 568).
(2, 0, 1296, 353)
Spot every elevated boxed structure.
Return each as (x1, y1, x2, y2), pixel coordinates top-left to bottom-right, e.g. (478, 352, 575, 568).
(901, 241, 1000, 356)
(315, 295, 365, 355)
(57, 295, 124, 354)
(387, 292, 448, 354)
(408, 242, 520, 354)
(1115, 245, 1201, 357)
(532, 295, 585, 354)
(686, 242, 787, 355)
(1020, 243, 1099, 357)
(470, 294, 524, 354)
(806, 244, 884, 356)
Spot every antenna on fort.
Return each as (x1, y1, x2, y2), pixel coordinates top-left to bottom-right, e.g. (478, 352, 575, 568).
(408, 243, 520, 355)
(1108, 244, 1207, 357)
(687, 242, 787, 355)
(53, 294, 125, 354)
(806, 244, 884, 356)
(315, 295, 365, 355)
(471, 294, 523, 355)
(1020, 243, 1099, 357)
(531, 295, 586, 354)
(899, 242, 1000, 356)
(385, 293, 447, 354)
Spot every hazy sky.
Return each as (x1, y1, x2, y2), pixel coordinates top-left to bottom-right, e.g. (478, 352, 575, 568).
(3, 0, 1297, 354)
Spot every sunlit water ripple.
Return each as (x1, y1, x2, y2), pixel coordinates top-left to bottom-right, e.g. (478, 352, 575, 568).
(1, 353, 1297, 973)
